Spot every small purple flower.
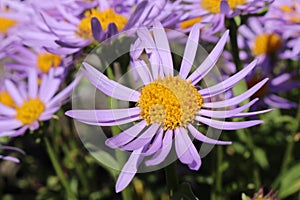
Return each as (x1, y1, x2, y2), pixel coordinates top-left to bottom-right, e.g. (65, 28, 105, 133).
(66, 22, 270, 192)
(0, 68, 81, 137)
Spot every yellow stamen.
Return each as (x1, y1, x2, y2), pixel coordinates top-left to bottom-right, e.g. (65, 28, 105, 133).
(138, 76, 203, 130)
(76, 8, 128, 39)
(15, 98, 45, 124)
(280, 4, 300, 24)
(201, 0, 246, 14)
(0, 17, 17, 34)
(252, 33, 282, 56)
(180, 17, 203, 30)
(0, 91, 15, 107)
(37, 53, 62, 73)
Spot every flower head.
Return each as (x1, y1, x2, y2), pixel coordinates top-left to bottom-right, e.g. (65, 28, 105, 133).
(66, 22, 270, 192)
(0, 68, 81, 137)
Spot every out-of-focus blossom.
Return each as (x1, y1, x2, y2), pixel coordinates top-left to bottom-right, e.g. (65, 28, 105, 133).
(66, 23, 270, 192)
(0, 68, 81, 137)
(175, 0, 273, 41)
(238, 17, 286, 73)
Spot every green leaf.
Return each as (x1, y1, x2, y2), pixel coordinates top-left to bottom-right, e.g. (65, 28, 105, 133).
(278, 163, 300, 198)
(232, 79, 249, 105)
(253, 148, 269, 169)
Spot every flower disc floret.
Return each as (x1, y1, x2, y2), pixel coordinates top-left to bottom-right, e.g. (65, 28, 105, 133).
(15, 98, 45, 125)
(138, 76, 203, 130)
(252, 33, 282, 56)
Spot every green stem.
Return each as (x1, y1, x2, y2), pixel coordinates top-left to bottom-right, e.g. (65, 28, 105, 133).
(165, 161, 179, 197)
(44, 137, 77, 200)
(211, 145, 223, 200)
(227, 18, 242, 71)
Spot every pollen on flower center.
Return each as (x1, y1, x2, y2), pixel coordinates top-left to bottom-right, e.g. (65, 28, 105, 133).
(15, 98, 45, 125)
(180, 17, 203, 30)
(137, 76, 203, 130)
(201, 0, 246, 14)
(252, 33, 282, 56)
(37, 53, 62, 73)
(76, 8, 128, 39)
(0, 91, 15, 107)
(0, 17, 17, 34)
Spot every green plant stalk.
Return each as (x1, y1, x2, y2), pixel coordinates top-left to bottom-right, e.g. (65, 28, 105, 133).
(227, 18, 242, 70)
(273, 99, 300, 188)
(211, 145, 223, 200)
(165, 161, 179, 197)
(106, 65, 133, 200)
(44, 137, 77, 200)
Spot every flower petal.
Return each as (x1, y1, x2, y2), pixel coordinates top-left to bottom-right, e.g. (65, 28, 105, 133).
(143, 127, 163, 156)
(187, 30, 229, 85)
(5, 80, 23, 106)
(179, 24, 200, 79)
(175, 127, 201, 170)
(82, 62, 140, 102)
(105, 120, 147, 148)
(187, 124, 231, 145)
(195, 116, 263, 130)
(116, 147, 144, 193)
(121, 124, 160, 151)
(0, 103, 16, 116)
(145, 129, 173, 166)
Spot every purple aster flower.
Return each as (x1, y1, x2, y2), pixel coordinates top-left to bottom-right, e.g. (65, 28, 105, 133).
(37, 0, 172, 54)
(265, 0, 300, 59)
(66, 22, 270, 192)
(238, 16, 287, 73)
(0, 68, 81, 137)
(176, 0, 273, 40)
(5, 45, 72, 75)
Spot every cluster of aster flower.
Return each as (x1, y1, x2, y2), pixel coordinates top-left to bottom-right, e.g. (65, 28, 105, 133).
(0, 0, 298, 196)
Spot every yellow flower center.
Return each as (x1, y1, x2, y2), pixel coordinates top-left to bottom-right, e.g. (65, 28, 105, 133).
(15, 98, 45, 125)
(37, 53, 62, 73)
(252, 33, 282, 56)
(76, 8, 128, 39)
(180, 17, 203, 30)
(0, 17, 17, 34)
(201, 0, 246, 14)
(0, 91, 15, 107)
(138, 76, 203, 130)
(247, 75, 268, 98)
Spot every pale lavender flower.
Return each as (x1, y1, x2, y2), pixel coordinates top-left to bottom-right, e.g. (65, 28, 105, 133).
(0, 68, 81, 137)
(66, 23, 270, 192)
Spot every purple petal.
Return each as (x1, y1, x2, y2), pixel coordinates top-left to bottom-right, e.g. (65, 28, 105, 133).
(179, 24, 200, 79)
(220, 0, 231, 14)
(233, 109, 272, 118)
(5, 80, 23, 106)
(105, 120, 147, 148)
(143, 128, 163, 155)
(203, 78, 268, 108)
(187, 30, 229, 85)
(188, 124, 231, 145)
(107, 23, 118, 38)
(200, 60, 258, 98)
(0, 103, 16, 116)
(0, 155, 20, 163)
(175, 128, 201, 170)
(0, 119, 23, 132)
(199, 98, 259, 118)
(28, 69, 38, 98)
(39, 69, 62, 103)
(121, 123, 160, 151)
(145, 129, 173, 166)
(123, 1, 148, 30)
(153, 21, 173, 76)
(131, 59, 153, 85)
(82, 62, 140, 102)
(195, 116, 263, 130)
(264, 95, 297, 109)
(91, 17, 103, 41)
(115, 147, 144, 193)
(66, 107, 140, 126)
